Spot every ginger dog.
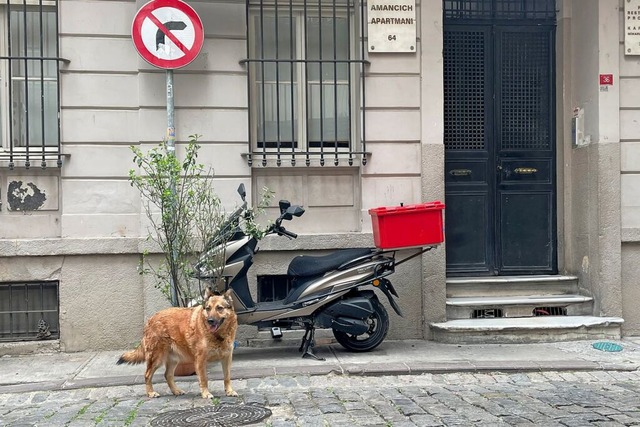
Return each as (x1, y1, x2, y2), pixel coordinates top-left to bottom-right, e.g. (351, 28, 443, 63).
(117, 289, 238, 399)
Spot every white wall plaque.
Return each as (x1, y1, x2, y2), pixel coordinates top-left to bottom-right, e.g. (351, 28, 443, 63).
(625, 0, 640, 55)
(367, 0, 416, 53)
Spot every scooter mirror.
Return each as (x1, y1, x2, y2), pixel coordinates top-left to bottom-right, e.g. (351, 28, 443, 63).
(290, 206, 305, 217)
(282, 205, 304, 221)
(279, 200, 291, 215)
(237, 183, 246, 201)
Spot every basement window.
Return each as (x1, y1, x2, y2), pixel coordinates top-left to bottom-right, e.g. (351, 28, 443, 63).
(471, 308, 503, 318)
(0, 281, 59, 341)
(257, 275, 293, 302)
(533, 306, 567, 316)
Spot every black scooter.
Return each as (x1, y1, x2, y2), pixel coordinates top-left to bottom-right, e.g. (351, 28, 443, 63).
(193, 184, 434, 359)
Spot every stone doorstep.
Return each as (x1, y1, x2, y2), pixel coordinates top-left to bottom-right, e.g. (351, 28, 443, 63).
(446, 275, 580, 298)
(431, 316, 624, 331)
(447, 294, 593, 306)
(430, 316, 624, 344)
(445, 294, 594, 319)
(446, 275, 579, 285)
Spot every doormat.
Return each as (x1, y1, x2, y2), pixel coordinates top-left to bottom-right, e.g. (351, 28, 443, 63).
(592, 341, 623, 352)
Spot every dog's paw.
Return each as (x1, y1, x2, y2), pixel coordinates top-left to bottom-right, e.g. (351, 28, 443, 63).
(225, 389, 239, 397)
(147, 391, 160, 398)
(171, 388, 186, 396)
(201, 390, 214, 399)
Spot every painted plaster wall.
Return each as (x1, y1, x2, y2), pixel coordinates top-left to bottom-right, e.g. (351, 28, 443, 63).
(619, 0, 640, 335)
(1, 0, 439, 350)
(562, 0, 622, 324)
(418, 0, 445, 335)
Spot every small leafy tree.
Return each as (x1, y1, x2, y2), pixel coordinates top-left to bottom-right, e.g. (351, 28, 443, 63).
(129, 135, 224, 307)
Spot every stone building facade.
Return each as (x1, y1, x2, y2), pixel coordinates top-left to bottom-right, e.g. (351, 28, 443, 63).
(0, 0, 638, 352)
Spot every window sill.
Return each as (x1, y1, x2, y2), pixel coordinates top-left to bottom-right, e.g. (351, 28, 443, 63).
(243, 152, 370, 167)
(0, 152, 69, 169)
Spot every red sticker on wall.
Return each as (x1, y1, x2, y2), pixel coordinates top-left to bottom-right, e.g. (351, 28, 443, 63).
(599, 74, 614, 85)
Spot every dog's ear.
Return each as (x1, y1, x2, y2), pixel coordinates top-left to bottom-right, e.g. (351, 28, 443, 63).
(223, 289, 234, 307)
(204, 287, 213, 300)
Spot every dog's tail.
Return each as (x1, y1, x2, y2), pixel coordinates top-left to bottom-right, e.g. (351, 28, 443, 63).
(116, 345, 145, 365)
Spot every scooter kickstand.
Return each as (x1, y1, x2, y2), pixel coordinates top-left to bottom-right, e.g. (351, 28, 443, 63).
(299, 326, 325, 361)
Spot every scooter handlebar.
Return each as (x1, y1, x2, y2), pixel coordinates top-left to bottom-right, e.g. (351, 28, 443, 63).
(278, 228, 297, 239)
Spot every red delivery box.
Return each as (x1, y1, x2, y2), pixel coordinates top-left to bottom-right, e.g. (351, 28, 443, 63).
(368, 201, 445, 249)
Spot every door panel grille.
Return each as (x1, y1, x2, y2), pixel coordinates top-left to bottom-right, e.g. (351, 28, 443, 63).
(444, 0, 556, 20)
(444, 30, 486, 151)
(500, 31, 551, 150)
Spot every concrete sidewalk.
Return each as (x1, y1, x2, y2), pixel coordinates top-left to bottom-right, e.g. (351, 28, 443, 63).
(1, 338, 640, 395)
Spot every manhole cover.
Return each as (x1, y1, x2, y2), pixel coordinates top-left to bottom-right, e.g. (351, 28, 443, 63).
(150, 404, 272, 427)
(592, 341, 623, 352)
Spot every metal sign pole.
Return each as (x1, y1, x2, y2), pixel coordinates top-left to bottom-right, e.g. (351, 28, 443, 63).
(166, 68, 179, 306)
(131, 0, 204, 307)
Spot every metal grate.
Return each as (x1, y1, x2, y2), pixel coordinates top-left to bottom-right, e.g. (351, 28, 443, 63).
(0, 281, 59, 341)
(444, 0, 556, 20)
(500, 31, 551, 150)
(444, 30, 486, 151)
(533, 306, 567, 316)
(0, 0, 64, 169)
(257, 275, 293, 302)
(243, 0, 368, 167)
(472, 308, 503, 318)
(151, 404, 272, 426)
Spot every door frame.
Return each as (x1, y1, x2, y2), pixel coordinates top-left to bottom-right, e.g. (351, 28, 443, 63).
(443, 20, 558, 276)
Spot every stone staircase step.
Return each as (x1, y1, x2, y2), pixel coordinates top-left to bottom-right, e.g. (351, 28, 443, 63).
(447, 294, 592, 306)
(430, 316, 624, 344)
(446, 275, 579, 297)
(446, 294, 593, 318)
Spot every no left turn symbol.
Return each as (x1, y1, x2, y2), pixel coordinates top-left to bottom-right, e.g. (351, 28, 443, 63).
(132, 0, 204, 69)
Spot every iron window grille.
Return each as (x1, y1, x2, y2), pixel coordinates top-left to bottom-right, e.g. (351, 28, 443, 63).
(243, 0, 368, 167)
(0, 0, 63, 169)
(444, 0, 556, 21)
(533, 306, 567, 316)
(0, 281, 59, 342)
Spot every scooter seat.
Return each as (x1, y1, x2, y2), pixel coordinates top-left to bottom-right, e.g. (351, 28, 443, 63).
(287, 248, 374, 278)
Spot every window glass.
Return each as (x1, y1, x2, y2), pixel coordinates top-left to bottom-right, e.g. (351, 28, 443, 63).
(5, 6, 59, 148)
(247, 0, 367, 168)
(255, 15, 297, 146)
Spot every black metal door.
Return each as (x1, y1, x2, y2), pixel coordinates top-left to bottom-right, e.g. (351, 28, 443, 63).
(444, 24, 556, 275)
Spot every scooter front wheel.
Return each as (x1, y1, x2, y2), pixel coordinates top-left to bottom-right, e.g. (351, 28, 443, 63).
(332, 297, 389, 352)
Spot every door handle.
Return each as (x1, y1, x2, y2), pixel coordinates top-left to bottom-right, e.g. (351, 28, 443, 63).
(514, 167, 538, 175)
(449, 169, 472, 177)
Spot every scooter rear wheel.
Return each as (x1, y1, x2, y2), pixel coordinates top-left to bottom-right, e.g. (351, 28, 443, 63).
(332, 297, 389, 352)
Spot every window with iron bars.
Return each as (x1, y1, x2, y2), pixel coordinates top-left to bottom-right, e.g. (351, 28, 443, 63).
(243, 0, 368, 167)
(0, 0, 62, 169)
(0, 281, 59, 342)
(443, 0, 556, 20)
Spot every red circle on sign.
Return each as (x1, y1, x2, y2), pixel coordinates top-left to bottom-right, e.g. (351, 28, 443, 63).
(131, 0, 204, 69)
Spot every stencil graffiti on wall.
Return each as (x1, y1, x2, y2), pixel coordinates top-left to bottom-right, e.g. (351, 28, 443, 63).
(7, 180, 47, 211)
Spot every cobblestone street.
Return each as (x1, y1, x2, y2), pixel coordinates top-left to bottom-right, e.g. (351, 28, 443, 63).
(2, 370, 640, 426)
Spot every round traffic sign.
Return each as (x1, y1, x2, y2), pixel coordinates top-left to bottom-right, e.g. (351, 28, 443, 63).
(132, 0, 204, 69)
